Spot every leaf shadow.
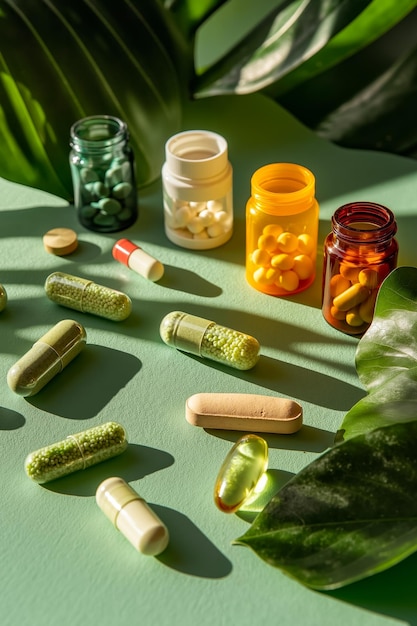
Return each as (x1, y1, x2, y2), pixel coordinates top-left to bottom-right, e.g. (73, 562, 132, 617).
(325, 552, 417, 626)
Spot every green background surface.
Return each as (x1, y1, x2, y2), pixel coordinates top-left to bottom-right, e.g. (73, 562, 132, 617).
(1, 93, 417, 626)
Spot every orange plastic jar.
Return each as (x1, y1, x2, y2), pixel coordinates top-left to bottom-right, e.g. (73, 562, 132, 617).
(322, 202, 398, 335)
(246, 163, 319, 296)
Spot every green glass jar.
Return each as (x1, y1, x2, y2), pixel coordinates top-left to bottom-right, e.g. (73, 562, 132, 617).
(69, 115, 138, 232)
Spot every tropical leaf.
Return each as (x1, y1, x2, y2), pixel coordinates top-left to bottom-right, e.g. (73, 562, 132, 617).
(235, 420, 417, 590)
(336, 266, 417, 441)
(194, 0, 374, 97)
(0, 0, 190, 198)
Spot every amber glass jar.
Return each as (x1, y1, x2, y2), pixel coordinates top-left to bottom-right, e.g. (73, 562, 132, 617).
(322, 202, 398, 335)
(246, 163, 319, 296)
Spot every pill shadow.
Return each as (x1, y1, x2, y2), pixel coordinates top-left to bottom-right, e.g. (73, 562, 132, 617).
(154, 505, 233, 579)
(326, 552, 417, 625)
(0, 407, 26, 430)
(156, 264, 222, 297)
(205, 424, 335, 454)
(189, 354, 365, 412)
(43, 443, 175, 496)
(27, 344, 142, 419)
(53, 239, 103, 263)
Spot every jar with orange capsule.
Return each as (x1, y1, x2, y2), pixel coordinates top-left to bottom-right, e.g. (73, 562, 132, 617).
(246, 163, 319, 296)
(322, 202, 398, 335)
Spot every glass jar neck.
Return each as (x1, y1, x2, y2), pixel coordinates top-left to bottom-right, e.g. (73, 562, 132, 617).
(332, 202, 397, 246)
(250, 163, 316, 215)
(70, 115, 127, 154)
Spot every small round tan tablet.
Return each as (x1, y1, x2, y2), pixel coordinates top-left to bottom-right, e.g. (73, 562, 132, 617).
(43, 228, 78, 256)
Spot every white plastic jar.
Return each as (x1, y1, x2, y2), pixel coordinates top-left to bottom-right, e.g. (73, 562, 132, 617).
(162, 130, 233, 249)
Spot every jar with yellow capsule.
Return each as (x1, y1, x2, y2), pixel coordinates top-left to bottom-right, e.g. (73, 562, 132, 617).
(322, 202, 398, 335)
(246, 163, 319, 295)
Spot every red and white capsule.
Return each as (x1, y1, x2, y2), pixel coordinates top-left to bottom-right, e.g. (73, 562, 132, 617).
(112, 238, 164, 282)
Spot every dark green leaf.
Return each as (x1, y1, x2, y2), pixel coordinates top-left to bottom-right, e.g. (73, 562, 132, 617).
(235, 420, 417, 590)
(0, 0, 188, 197)
(337, 267, 417, 441)
(315, 42, 417, 155)
(194, 0, 374, 97)
(165, 0, 228, 38)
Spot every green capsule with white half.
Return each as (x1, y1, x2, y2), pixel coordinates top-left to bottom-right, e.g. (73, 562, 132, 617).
(25, 421, 128, 484)
(159, 311, 260, 370)
(45, 271, 132, 321)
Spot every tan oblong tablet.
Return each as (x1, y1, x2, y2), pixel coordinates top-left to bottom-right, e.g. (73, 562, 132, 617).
(186, 393, 302, 434)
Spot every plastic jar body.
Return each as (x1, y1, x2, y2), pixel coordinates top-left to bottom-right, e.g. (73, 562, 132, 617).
(69, 115, 138, 232)
(246, 163, 319, 296)
(322, 202, 398, 335)
(162, 130, 233, 250)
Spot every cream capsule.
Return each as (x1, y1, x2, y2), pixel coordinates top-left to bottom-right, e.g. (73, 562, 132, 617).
(96, 477, 169, 555)
(112, 238, 164, 282)
(25, 422, 127, 483)
(214, 434, 268, 513)
(160, 311, 260, 370)
(45, 271, 132, 321)
(7, 319, 86, 397)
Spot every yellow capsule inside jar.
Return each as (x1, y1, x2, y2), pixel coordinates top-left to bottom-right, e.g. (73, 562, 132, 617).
(214, 434, 268, 513)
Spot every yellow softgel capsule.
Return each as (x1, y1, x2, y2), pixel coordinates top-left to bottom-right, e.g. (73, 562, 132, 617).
(293, 254, 314, 280)
(257, 233, 278, 253)
(262, 223, 283, 238)
(214, 434, 268, 513)
(278, 270, 299, 292)
(297, 233, 314, 255)
(277, 231, 298, 253)
(251, 248, 270, 266)
(271, 253, 294, 271)
(253, 267, 278, 286)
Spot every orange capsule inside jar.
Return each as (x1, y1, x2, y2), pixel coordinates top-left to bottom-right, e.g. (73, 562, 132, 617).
(322, 202, 398, 335)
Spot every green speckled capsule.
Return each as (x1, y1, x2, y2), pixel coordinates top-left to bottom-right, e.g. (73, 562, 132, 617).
(25, 421, 128, 483)
(214, 434, 268, 513)
(45, 271, 132, 321)
(159, 311, 260, 370)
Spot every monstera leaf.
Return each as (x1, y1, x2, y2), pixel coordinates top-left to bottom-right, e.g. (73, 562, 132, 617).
(235, 267, 417, 589)
(1, 0, 416, 198)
